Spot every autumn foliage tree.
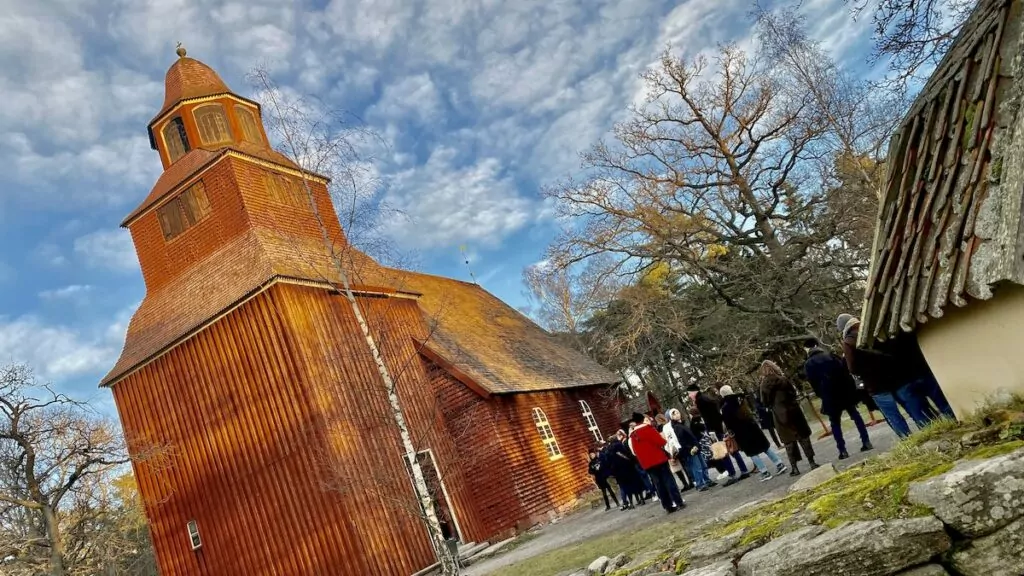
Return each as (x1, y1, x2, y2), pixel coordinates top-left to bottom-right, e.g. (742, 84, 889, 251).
(0, 364, 155, 576)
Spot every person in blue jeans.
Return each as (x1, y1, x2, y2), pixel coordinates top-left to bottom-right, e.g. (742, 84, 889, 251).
(837, 314, 916, 439)
(719, 385, 788, 481)
(666, 408, 716, 491)
(878, 332, 958, 426)
(803, 338, 874, 458)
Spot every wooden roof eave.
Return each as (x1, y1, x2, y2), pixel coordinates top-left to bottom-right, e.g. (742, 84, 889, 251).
(102, 277, 420, 388)
(416, 341, 493, 399)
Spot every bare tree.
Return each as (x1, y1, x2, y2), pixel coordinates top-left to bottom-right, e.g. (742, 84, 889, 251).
(0, 363, 150, 576)
(846, 0, 977, 90)
(250, 68, 461, 575)
(547, 46, 863, 341)
(521, 254, 624, 337)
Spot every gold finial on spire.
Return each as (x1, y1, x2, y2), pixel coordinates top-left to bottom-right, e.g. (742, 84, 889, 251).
(175, 42, 187, 58)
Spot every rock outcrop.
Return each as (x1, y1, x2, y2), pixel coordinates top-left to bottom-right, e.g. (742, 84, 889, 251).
(907, 448, 1024, 537)
(736, 518, 950, 576)
(949, 517, 1024, 576)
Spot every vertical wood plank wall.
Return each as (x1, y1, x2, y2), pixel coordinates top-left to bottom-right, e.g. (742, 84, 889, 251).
(427, 360, 622, 537)
(115, 281, 620, 576)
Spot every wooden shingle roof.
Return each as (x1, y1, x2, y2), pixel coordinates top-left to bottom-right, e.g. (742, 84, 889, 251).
(392, 271, 621, 395)
(156, 56, 230, 120)
(861, 0, 1024, 344)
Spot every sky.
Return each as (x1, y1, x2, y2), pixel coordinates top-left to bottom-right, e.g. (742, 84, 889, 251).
(0, 0, 877, 408)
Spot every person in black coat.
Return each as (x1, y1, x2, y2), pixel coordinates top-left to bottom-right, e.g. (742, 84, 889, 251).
(804, 338, 873, 459)
(588, 445, 619, 511)
(604, 434, 645, 509)
(688, 384, 752, 476)
(719, 385, 787, 480)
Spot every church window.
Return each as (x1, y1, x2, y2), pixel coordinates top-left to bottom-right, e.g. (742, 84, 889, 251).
(187, 520, 202, 550)
(532, 408, 562, 460)
(193, 104, 232, 145)
(157, 181, 212, 241)
(162, 117, 190, 163)
(235, 105, 263, 144)
(579, 400, 602, 443)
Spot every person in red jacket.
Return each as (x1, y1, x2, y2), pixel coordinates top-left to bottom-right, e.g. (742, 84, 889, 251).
(627, 413, 685, 513)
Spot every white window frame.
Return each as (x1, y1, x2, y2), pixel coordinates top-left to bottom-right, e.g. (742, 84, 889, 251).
(186, 520, 202, 550)
(531, 408, 562, 460)
(579, 400, 602, 443)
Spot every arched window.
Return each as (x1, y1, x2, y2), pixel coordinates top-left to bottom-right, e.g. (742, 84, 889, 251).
(235, 105, 263, 144)
(193, 104, 232, 145)
(531, 408, 562, 460)
(162, 117, 190, 163)
(579, 400, 602, 443)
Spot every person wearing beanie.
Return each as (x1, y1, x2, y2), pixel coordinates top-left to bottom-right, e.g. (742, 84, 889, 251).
(687, 384, 752, 479)
(669, 408, 715, 491)
(835, 314, 915, 439)
(626, 412, 685, 513)
(719, 384, 787, 481)
(803, 337, 872, 459)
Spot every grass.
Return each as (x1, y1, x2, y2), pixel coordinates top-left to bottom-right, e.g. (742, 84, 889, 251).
(486, 519, 695, 576)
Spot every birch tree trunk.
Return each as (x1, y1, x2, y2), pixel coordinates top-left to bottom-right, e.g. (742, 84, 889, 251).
(254, 70, 460, 575)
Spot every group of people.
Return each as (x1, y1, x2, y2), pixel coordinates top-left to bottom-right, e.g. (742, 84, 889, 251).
(587, 313, 957, 515)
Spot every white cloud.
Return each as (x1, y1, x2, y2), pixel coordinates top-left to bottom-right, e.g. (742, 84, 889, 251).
(0, 315, 119, 381)
(39, 285, 94, 300)
(381, 147, 535, 249)
(73, 229, 138, 272)
(368, 73, 444, 126)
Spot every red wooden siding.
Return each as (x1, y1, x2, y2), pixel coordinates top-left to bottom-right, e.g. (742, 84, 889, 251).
(427, 361, 621, 537)
(116, 283, 479, 576)
(115, 279, 620, 575)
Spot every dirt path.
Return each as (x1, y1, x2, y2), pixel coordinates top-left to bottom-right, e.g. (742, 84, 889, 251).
(465, 423, 899, 575)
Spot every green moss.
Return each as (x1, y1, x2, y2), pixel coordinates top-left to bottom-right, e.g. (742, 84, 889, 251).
(808, 459, 953, 528)
(963, 101, 978, 150)
(675, 557, 689, 573)
(991, 156, 1004, 182)
(966, 440, 1024, 460)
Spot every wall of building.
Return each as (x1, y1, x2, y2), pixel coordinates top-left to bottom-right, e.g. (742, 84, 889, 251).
(427, 359, 621, 539)
(917, 283, 1024, 418)
(130, 158, 250, 293)
(115, 282, 491, 576)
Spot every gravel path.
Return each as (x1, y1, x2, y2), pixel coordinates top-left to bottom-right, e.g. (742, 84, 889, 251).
(465, 422, 899, 575)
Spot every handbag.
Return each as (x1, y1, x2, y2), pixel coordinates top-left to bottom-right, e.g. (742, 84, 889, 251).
(724, 435, 740, 455)
(710, 441, 729, 461)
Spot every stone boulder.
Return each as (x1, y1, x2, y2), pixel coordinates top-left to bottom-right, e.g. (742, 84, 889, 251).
(588, 556, 610, 575)
(895, 566, 949, 576)
(606, 553, 630, 573)
(680, 561, 737, 576)
(736, 517, 951, 576)
(685, 530, 757, 569)
(950, 517, 1024, 576)
(907, 448, 1024, 537)
(617, 550, 665, 574)
(789, 463, 838, 493)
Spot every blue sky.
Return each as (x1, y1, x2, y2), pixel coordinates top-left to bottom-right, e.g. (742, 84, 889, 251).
(0, 0, 876, 407)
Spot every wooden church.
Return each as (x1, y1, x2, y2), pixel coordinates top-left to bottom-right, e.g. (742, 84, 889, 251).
(103, 49, 622, 576)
